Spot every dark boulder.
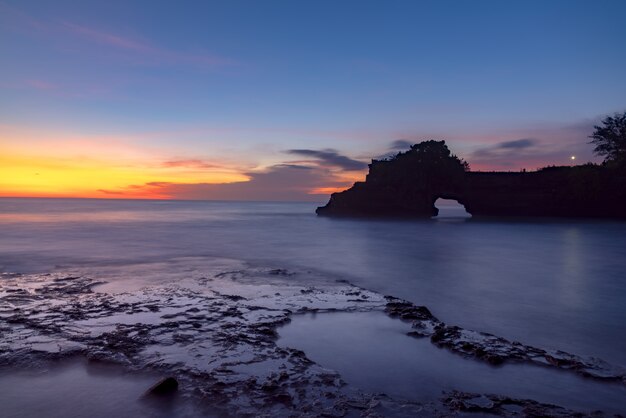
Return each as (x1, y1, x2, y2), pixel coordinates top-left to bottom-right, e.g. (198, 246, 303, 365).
(144, 377, 179, 397)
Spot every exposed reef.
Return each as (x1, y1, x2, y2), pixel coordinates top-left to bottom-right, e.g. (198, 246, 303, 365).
(441, 391, 607, 417)
(385, 297, 626, 384)
(1, 262, 625, 417)
(316, 141, 626, 218)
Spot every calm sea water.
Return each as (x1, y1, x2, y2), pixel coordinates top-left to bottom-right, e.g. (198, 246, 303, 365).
(1, 197, 625, 367)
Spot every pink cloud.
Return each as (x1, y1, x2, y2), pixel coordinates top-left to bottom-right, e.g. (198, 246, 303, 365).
(0, 4, 234, 69)
(0, 2, 47, 32)
(61, 22, 234, 68)
(61, 22, 151, 53)
(25, 79, 58, 91)
(161, 159, 224, 169)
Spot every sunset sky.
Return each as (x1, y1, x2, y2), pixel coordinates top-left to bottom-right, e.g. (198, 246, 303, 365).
(1, 0, 625, 201)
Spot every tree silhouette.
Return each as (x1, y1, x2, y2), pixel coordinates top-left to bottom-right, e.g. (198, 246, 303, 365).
(589, 111, 626, 166)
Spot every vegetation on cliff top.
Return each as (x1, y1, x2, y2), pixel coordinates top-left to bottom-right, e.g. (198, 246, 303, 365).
(378, 140, 470, 171)
(367, 140, 469, 190)
(589, 111, 626, 167)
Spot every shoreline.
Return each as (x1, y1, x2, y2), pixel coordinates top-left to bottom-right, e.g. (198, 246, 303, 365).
(1, 258, 625, 416)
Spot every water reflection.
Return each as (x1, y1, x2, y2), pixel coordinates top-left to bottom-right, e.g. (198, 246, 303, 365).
(278, 311, 626, 414)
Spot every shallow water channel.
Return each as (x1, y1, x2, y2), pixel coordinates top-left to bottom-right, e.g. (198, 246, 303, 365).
(278, 311, 626, 415)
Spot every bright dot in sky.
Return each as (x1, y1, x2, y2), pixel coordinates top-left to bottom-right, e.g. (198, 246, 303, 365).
(571, 156, 576, 160)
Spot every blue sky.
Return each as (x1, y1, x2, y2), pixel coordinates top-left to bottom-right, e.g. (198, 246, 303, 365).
(1, 0, 625, 200)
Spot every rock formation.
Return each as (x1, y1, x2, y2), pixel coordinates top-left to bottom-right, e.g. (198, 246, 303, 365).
(316, 141, 626, 218)
(144, 377, 179, 397)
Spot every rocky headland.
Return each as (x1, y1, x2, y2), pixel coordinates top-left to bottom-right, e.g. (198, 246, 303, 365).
(316, 141, 626, 219)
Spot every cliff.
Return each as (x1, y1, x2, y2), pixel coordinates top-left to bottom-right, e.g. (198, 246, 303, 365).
(316, 141, 626, 219)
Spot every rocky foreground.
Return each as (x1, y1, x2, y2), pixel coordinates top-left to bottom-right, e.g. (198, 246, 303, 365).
(1, 259, 624, 417)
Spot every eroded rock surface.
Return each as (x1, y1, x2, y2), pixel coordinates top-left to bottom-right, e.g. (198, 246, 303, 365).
(0, 265, 403, 417)
(442, 391, 609, 417)
(1, 263, 623, 417)
(385, 297, 626, 384)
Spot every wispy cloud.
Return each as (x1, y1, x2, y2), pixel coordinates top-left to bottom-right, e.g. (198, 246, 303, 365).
(161, 159, 224, 170)
(60, 22, 234, 68)
(284, 149, 367, 171)
(96, 188, 125, 195)
(0, 4, 234, 70)
(389, 139, 413, 150)
(25, 79, 58, 91)
(468, 136, 592, 170)
(472, 138, 538, 159)
(62, 22, 150, 52)
(372, 139, 416, 160)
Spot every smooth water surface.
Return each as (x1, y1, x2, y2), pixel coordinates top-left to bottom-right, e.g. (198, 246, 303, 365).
(1, 198, 626, 366)
(278, 311, 626, 414)
(0, 360, 204, 418)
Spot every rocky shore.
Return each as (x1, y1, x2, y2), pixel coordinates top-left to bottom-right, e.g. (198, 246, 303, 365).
(1, 259, 625, 417)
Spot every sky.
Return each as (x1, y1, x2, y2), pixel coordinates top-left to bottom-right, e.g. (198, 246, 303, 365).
(1, 0, 625, 201)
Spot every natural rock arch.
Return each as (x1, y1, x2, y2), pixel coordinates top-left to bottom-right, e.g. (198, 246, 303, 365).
(431, 195, 471, 217)
(316, 141, 626, 219)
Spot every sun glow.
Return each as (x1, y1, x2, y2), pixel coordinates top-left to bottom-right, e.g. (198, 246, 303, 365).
(0, 126, 360, 200)
(0, 153, 248, 199)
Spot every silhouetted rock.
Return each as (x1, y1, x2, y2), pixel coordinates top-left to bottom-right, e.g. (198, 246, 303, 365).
(144, 377, 178, 397)
(316, 141, 626, 219)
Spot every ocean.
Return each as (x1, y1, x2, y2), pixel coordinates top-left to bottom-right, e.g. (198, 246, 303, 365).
(2, 197, 626, 416)
(1, 197, 625, 366)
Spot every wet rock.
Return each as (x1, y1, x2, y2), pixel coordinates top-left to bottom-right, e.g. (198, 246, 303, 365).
(442, 391, 601, 417)
(385, 297, 626, 384)
(54, 276, 80, 282)
(385, 298, 436, 321)
(1, 266, 623, 417)
(268, 269, 292, 276)
(144, 377, 179, 397)
(221, 294, 246, 302)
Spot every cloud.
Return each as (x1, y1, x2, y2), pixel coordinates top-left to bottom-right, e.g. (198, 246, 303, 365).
(389, 139, 413, 150)
(0, 5, 234, 69)
(469, 138, 543, 168)
(467, 133, 597, 170)
(96, 189, 125, 195)
(284, 149, 367, 171)
(472, 138, 538, 159)
(371, 139, 415, 161)
(271, 164, 314, 170)
(60, 22, 234, 68)
(99, 165, 351, 202)
(62, 22, 151, 53)
(25, 79, 58, 91)
(161, 159, 222, 169)
(496, 138, 537, 150)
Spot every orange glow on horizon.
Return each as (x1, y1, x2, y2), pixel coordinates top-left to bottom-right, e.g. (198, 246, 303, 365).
(309, 171, 365, 195)
(0, 153, 250, 199)
(0, 126, 262, 199)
